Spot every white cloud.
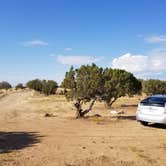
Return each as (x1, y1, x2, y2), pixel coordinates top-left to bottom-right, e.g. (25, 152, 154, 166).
(145, 35, 166, 43)
(64, 47, 72, 51)
(112, 53, 148, 72)
(111, 50, 166, 79)
(21, 40, 48, 47)
(57, 55, 99, 65)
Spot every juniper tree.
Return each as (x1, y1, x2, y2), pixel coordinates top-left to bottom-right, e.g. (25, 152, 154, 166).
(15, 83, 25, 90)
(41, 80, 58, 95)
(142, 79, 166, 95)
(62, 64, 142, 118)
(0, 81, 12, 90)
(26, 79, 58, 95)
(26, 79, 42, 92)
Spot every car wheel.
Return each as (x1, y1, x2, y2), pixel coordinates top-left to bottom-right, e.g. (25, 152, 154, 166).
(140, 121, 148, 126)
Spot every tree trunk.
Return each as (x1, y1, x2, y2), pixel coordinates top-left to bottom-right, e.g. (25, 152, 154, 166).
(107, 97, 117, 108)
(74, 98, 96, 118)
(74, 99, 83, 118)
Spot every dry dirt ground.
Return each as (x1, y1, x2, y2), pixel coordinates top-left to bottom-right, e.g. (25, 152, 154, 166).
(0, 91, 166, 166)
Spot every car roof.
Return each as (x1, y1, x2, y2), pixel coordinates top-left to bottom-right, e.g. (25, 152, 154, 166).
(151, 94, 166, 98)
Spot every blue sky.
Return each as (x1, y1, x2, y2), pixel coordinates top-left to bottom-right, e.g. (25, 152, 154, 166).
(0, 0, 166, 85)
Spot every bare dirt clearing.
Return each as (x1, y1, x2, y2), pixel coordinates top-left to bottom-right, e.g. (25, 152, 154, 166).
(0, 91, 166, 166)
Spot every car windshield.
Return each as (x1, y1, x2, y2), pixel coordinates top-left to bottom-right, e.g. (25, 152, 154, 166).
(141, 97, 166, 107)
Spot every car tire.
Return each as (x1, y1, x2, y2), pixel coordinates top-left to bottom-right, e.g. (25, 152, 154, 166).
(140, 121, 148, 126)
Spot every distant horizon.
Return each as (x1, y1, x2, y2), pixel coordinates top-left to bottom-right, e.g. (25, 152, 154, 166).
(1, 0, 166, 85)
(1, 64, 166, 87)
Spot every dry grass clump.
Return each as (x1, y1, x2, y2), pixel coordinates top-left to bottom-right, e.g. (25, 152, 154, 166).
(24, 92, 75, 116)
(0, 90, 6, 99)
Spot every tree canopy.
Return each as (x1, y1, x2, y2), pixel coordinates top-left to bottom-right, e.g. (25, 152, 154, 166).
(102, 68, 142, 106)
(142, 79, 166, 95)
(41, 80, 58, 96)
(0, 81, 12, 90)
(26, 79, 42, 92)
(26, 79, 58, 95)
(15, 83, 25, 90)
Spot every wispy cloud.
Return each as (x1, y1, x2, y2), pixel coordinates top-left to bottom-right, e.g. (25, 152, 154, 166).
(145, 35, 166, 43)
(64, 47, 72, 51)
(21, 40, 48, 47)
(57, 55, 100, 65)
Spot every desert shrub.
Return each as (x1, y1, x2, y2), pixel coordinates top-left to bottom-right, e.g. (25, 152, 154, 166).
(142, 79, 166, 95)
(0, 81, 12, 90)
(26, 79, 42, 92)
(41, 80, 58, 95)
(26, 79, 58, 95)
(15, 83, 25, 90)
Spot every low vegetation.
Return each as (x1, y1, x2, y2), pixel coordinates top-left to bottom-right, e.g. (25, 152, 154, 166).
(0, 81, 12, 90)
(142, 79, 166, 95)
(15, 83, 25, 90)
(26, 79, 58, 96)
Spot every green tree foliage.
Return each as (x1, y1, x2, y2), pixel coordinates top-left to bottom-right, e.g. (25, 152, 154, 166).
(62, 64, 141, 118)
(61, 66, 75, 89)
(42, 80, 58, 95)
(102, 68, 142, 106)
(0, 81, 12, 90)
(26, 79, 58, 95)
(61, 66, 76, 99)
(15, 83, 25, 90)
(142, 79, 166, 95)
(26, 79, 42, 92)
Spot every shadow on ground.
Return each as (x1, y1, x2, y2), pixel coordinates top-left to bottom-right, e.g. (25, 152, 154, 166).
(121, 104, 138, 107)
(117, 115, 136, 121)
(148, 123, 166, 129)
(0, 132, 42, 153)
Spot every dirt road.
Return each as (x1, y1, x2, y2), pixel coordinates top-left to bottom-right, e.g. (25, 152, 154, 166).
(0, 92, 166, 166)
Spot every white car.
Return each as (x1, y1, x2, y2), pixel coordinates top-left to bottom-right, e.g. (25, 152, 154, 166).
(136, 95, 166, 126)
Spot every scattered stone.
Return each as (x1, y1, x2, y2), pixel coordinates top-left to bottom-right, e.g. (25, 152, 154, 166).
(94, 114, 102, 117)
(44, 113, 56, 117)
(110, 110, 124, 115)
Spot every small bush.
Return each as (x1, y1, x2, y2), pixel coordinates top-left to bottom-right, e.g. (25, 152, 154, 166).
(15, 83, 25, 90)
(42, 80, 58, 95)
(26, 79, 58, 95)
(26, 79, 42, 92)
(142, 79, 166, 95)
(0, 81, 12, 90)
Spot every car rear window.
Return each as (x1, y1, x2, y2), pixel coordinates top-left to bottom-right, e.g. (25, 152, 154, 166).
(140, 97, 166, 107)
